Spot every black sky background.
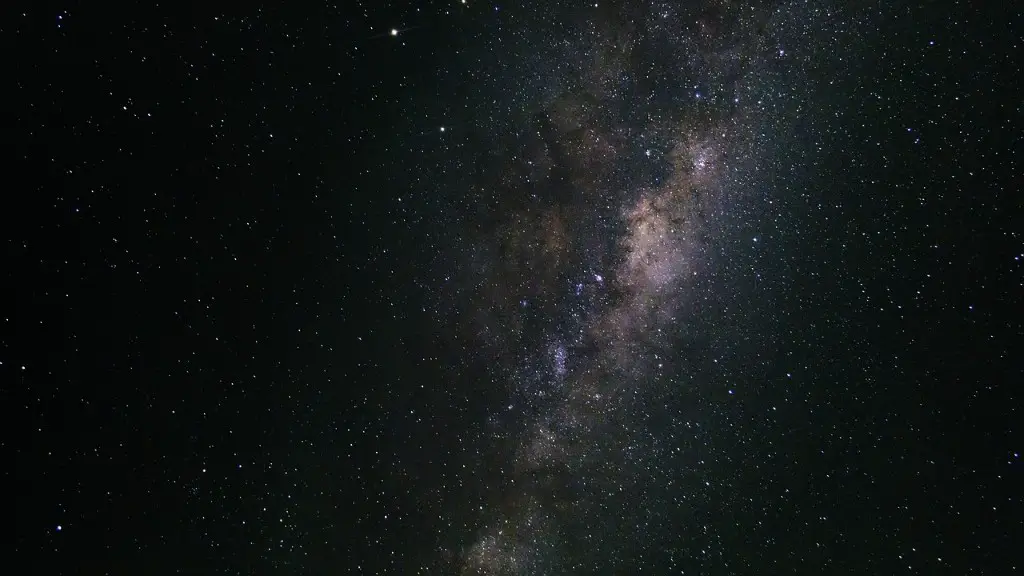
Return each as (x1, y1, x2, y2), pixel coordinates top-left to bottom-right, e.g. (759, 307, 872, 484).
(7, 1, 1021, 574)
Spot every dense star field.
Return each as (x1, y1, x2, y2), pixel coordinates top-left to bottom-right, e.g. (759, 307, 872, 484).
(8, 1, 1021, 574)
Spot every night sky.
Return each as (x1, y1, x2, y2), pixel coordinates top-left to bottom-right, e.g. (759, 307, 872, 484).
(8, 1, 1022, 574)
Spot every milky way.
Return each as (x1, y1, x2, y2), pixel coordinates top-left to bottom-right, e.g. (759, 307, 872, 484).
(433, 1, 824, 573)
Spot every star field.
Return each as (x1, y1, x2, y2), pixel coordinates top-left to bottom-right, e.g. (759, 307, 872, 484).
(7, 1, 1021, 574)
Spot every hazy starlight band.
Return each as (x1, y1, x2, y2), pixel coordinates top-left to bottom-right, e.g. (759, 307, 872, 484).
(433, 2, 820, 572)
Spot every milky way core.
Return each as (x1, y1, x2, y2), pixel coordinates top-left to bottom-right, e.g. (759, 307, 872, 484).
(432, 1, 824, 573)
